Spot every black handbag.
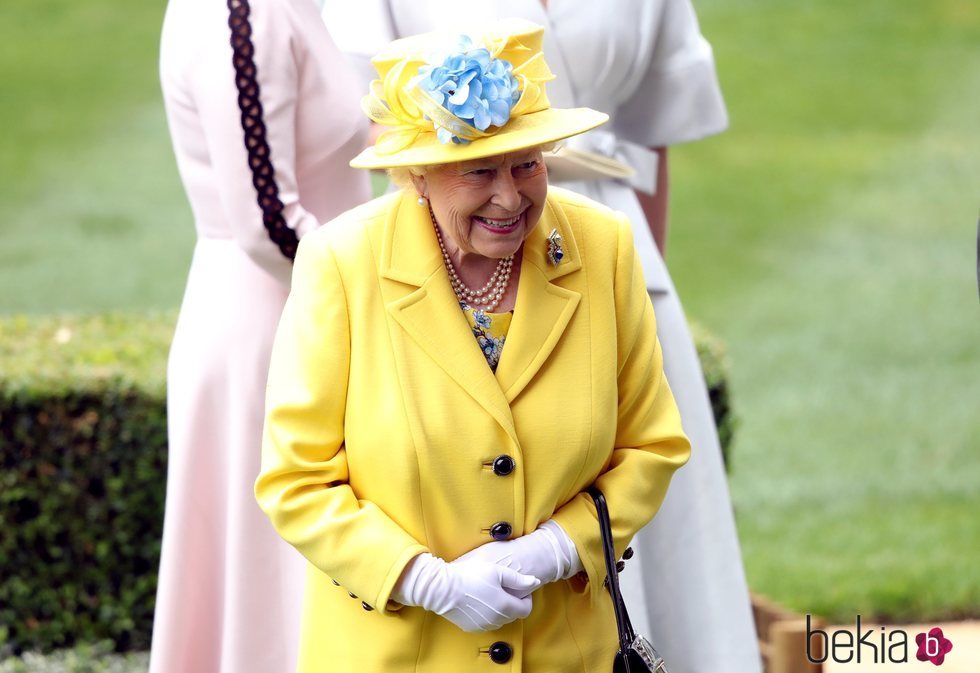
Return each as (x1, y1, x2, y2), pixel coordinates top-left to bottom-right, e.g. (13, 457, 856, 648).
(587, 486, 669, 673)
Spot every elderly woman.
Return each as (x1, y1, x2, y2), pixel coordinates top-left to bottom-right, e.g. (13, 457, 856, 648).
(255, 19, 690, 672)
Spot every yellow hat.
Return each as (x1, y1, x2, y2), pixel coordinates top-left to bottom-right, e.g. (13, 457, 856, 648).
(349, 18, 609, 169)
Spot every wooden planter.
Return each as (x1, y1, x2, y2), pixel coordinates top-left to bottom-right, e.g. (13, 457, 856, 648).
(753, 594, 824, 673)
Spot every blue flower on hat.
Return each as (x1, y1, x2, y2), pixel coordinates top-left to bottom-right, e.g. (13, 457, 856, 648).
(416, 35, 520, 144)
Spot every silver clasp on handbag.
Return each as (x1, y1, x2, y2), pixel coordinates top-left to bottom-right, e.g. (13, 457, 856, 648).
(632, 634, 669, 673)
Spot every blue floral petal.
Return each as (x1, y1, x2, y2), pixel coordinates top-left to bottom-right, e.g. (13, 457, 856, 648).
(473, 102, 491, 131)
(489, 99, 511, 126)
(471, 49, 491, 69)
(458, 69, 478, 87)
(436, 126, 455, 145)
(416, 35, 520, 144)
(448, 84, 469, 105)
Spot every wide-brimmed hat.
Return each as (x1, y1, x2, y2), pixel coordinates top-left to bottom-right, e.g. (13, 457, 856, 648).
(349, 18, 608, 169)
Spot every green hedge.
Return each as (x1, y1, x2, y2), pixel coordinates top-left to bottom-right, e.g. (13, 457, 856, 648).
(0, 315, 172, 658)
(689, 322, 736, 470)
(0, 312, 734, 656)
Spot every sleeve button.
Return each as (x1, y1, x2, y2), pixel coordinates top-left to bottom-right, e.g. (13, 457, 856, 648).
(489, 521, 513, 540)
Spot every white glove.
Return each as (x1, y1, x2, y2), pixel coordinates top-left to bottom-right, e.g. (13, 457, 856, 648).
(456, 520, 583, 586)
(392, 552, 540, 632)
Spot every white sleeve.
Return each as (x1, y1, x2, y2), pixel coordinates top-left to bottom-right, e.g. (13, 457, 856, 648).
(185, 0, 321, 284)
(612, 0, 728, 147)
(321, 0, 398, 86)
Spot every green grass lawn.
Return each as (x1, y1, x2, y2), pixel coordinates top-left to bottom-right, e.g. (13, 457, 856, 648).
(670, 0, 980, 621)
(0, 0, 194, 314)
(1, 0, 977, 646)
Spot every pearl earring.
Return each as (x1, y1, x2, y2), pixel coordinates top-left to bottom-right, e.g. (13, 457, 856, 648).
(417, 195, 427, 206)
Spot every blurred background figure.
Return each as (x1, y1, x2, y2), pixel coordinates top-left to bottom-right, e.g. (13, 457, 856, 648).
(321, 1, 761, 671)
(150, 1, 369, 672)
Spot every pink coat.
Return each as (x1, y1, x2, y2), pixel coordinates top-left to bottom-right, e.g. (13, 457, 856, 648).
(151, 1, 370, 672)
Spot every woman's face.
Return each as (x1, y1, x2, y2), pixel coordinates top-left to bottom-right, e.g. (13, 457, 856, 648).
(413, 148, 548, 261)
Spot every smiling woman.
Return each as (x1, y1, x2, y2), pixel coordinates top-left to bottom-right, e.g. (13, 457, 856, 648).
(253, 18, 691, 673)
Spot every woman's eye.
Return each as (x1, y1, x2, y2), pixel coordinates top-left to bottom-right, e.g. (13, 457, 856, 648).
(518, 161, 538, 171)
(468, 168, 492, 177)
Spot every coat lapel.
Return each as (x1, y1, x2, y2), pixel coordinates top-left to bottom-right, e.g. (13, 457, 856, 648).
(495, 195, 581, 402)
(382, 193, 518, 442)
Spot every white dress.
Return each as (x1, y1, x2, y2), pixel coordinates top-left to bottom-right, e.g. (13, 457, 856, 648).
(323, 2, 761, 672)
(153, 1, 370, 672)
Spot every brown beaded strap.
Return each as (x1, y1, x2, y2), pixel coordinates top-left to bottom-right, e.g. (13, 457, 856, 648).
(228, 0, 299, 260)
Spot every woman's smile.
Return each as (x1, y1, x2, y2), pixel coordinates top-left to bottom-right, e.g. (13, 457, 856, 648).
(472, 210, 526, 234)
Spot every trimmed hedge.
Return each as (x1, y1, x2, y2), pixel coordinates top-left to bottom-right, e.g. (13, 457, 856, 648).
(689, 322, 737, 470)
(0, 312, 734, 656)
(0, 315, 172, 658)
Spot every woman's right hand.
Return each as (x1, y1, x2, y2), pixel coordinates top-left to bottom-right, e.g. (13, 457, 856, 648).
(392, 553, 540, 632)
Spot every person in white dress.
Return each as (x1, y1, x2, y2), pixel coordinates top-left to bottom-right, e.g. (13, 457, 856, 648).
(321, 2, 761, 672)
(152, 1, 370, 672)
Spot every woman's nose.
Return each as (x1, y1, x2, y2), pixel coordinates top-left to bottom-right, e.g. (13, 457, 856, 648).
(490, 173, 522, 211)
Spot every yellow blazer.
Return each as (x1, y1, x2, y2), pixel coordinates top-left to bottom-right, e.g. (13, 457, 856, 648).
(256, 187, 690, 672)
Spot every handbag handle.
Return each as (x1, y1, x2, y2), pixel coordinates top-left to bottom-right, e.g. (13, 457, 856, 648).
(587, 486, 636, 653)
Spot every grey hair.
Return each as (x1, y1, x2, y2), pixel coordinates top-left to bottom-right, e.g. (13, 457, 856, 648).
(386, 165, 431, 191)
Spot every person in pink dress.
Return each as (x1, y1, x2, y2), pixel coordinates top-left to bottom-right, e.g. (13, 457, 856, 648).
(151, 1, 370, 672)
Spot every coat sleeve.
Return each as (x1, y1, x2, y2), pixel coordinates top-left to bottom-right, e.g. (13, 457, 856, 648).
(255, 233, 428, 613)
(321, 0, 398, 87)
(611, 0, 728, 147)
(551, 212, 691, 603)
(186, 0, 323, 285)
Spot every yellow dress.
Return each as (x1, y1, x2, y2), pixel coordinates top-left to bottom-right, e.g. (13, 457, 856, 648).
(460, 303, 513, 373)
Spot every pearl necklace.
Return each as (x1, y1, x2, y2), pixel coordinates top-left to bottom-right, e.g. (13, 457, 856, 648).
(430, 207, 514, 311)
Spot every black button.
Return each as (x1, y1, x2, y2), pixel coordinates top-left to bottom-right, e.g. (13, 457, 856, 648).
(489, 641, 513, 664)
(348, 591, 358, 599)
(622, 546, 634, 560)
(492, 455, 515, 476)
(361, 602, 374, 611)
(331, 578, 340, 586)
(490, 521, 512, 541)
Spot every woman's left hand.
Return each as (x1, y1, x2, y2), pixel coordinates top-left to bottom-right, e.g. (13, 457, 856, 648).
(456, 520, 582, 589)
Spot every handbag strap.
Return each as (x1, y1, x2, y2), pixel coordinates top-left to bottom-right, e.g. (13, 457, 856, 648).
(587, 486, 636, 653)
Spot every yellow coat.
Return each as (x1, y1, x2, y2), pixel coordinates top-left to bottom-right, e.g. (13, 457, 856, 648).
(256, 187, 690, 672)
